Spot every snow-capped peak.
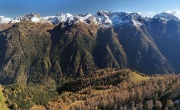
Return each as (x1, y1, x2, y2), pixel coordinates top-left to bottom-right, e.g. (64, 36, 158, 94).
(0, 11, 149, 27)
(154, 12, 179, 21)
(94, 11, 143, 27)
(43, 11, 144, 27)
(0, 11, 146, 27)
(43, 13, 74, 24)
(10, 13, 48, 23)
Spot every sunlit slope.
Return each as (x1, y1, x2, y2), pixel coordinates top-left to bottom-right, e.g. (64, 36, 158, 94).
(0, 85, 8, 110)
(125, 70, 150, 82)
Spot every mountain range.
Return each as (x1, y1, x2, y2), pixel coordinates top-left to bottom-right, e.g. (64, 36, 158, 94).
(0, 11, 180, 84)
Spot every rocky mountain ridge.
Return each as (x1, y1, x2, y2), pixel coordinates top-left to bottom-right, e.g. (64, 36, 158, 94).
(0, 11, 178, 26)
(0, 11, 180, 84)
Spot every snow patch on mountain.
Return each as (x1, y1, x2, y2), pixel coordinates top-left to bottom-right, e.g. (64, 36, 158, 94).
(93, 11, 144, 27)
(132, 19, 142, 26)
(44, 13, 74, 24)
(43, 11, 146, 27)
(44, 13, 94, 25)
(10, 13, 48, 23)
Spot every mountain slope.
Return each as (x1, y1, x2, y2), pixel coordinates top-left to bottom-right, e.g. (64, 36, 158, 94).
(93, 27, 127, 69)
(0, 21, 54, 84)
(0, 21, 128, 84)
(50, 22, 127, 77)
(0, 11, 179, 84)
(148, 17, 180, 72)
(0, 85, 8, 110)
(115, 24, 173, 74)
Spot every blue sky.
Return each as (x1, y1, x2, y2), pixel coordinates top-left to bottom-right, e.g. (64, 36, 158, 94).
(0, 0, 180, 18)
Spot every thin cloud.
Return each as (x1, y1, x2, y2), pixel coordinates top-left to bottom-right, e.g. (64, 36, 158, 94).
(144, 12, 156, 17)
(137, 12, 142, 15)
(138, 11, 156, 18)
(166, 9, 180, 19)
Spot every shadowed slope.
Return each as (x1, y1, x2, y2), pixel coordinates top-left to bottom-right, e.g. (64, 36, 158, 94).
(115, 24, 173, 74)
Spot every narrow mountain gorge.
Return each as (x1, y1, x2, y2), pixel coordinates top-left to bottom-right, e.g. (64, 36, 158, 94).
(0, 11, 179, 84)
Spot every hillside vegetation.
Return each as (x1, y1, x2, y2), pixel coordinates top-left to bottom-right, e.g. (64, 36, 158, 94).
(0, 85, 8, 110)
(1, 68, 179, 110)
(3, 84, 58, 110)
(47, 68, 180, 110)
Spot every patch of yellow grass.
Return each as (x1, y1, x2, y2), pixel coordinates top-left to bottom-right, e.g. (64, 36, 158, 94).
(125, 71, 150, 82)
(0, 85, 9, 110)
(91, 89, 113, 95)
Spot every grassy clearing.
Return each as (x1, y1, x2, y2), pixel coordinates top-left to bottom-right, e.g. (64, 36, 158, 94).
(125, 71, 150, 82)
(0, 85, 8, 110)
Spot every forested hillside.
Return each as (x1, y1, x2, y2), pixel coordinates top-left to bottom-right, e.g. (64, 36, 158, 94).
(2, 69, 179, 109)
